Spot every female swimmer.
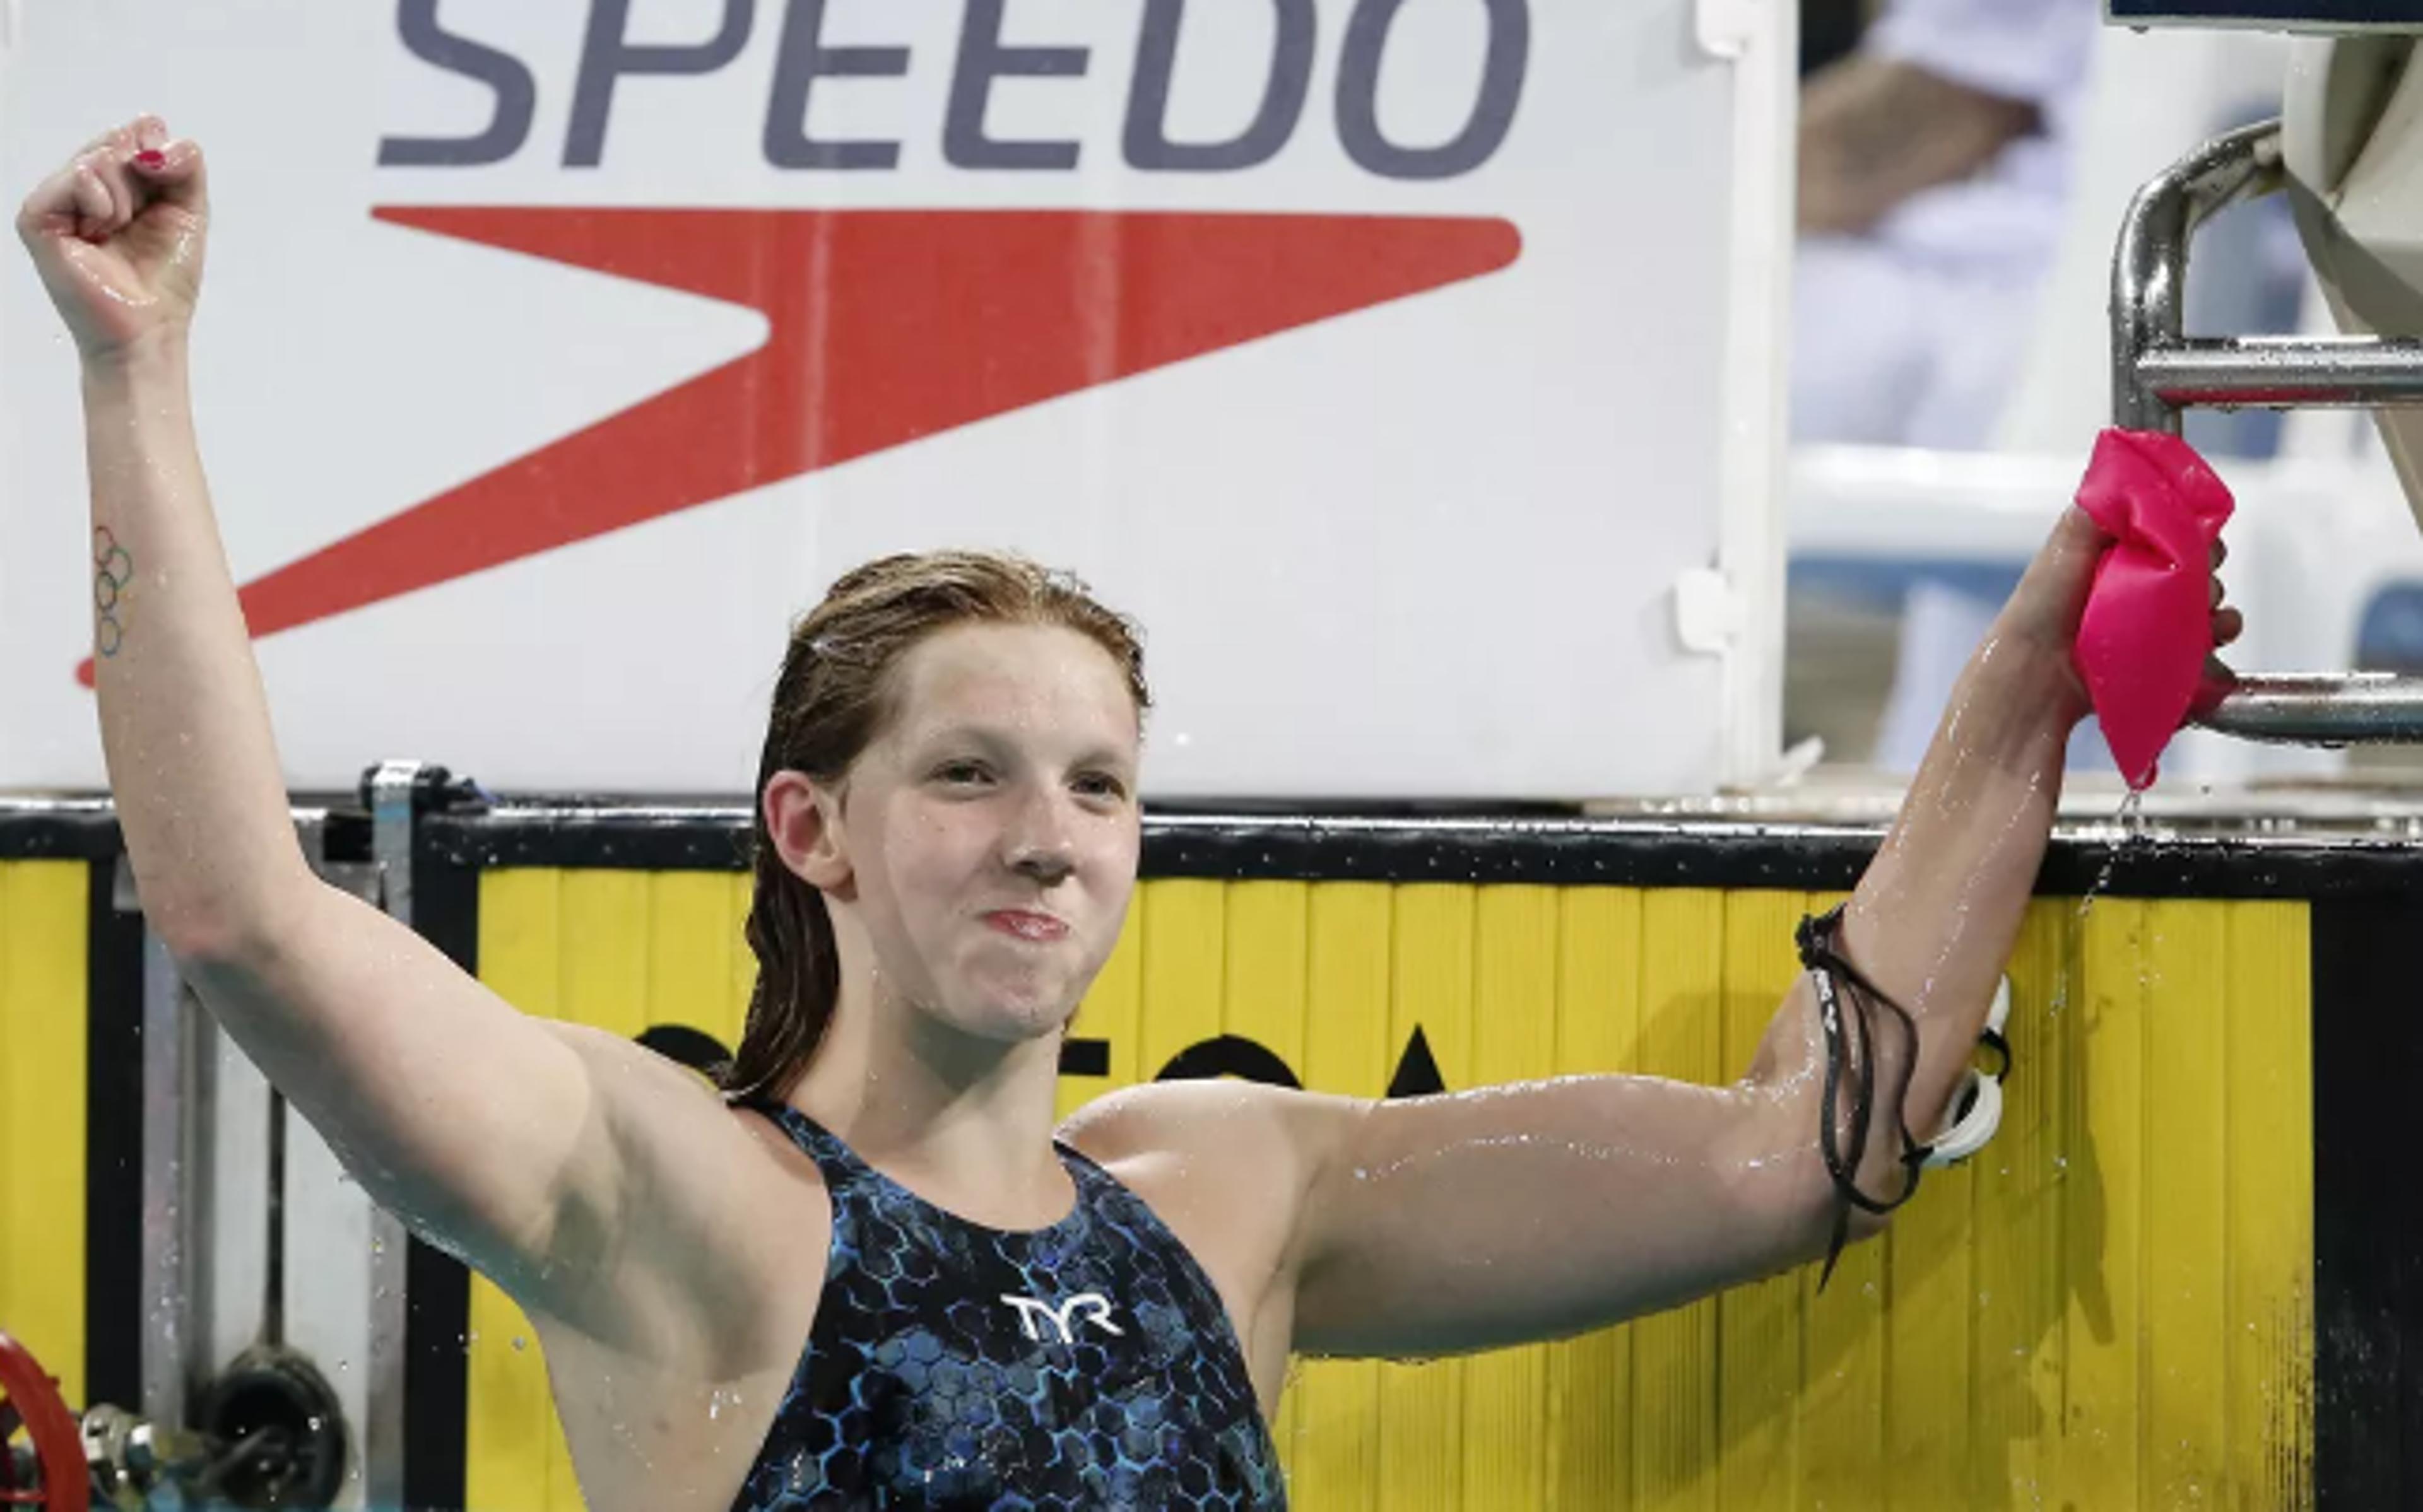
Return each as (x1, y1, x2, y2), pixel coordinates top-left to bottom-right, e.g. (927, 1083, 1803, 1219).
(19, 119, 2239, 1511)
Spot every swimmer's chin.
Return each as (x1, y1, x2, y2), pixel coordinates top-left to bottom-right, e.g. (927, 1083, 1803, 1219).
(921, 986, 1088, 1047)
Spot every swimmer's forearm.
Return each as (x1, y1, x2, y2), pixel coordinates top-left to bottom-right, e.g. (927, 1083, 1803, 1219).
(1832, 633, 2074, 1181)
(81, 343, 314, 949)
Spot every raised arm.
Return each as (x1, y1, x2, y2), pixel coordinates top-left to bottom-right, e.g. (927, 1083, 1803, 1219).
(1174, 508, 2234, 1359)
(15, 120, 734, 1323)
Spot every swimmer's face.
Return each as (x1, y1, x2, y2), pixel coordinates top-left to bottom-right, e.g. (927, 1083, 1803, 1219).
(839, 621, 1141, 1041)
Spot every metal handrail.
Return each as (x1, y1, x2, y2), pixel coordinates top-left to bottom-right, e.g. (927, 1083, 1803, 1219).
(2112, 119, 2423, 742)
(2190, 673, 2423, 745)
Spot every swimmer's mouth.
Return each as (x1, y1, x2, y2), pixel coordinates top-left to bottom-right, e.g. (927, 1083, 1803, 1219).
(984, 910, 1070, 943)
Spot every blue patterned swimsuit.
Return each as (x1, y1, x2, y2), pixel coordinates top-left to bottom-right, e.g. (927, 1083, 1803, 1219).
(728, 1102, 1288, 1511)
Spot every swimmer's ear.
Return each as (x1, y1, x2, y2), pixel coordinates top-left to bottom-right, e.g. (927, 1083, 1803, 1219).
(764, 770, 852, 893)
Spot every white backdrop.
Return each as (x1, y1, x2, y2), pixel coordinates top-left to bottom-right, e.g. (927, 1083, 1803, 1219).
(2, 1, 1792, 799)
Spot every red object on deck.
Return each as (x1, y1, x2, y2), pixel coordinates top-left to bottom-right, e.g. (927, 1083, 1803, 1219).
(0, 1332, 85, 1512)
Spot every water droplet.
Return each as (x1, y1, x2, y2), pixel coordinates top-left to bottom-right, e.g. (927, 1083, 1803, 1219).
(512, 1335, 528, 1351)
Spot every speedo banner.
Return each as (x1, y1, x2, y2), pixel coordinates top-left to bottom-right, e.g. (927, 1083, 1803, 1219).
(1, 1, 1792, 799)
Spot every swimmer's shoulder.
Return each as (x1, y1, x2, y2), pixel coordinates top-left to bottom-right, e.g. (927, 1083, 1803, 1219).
(1059, 1079, 1375, 1267)
(1060, 1077, 1369, 1168)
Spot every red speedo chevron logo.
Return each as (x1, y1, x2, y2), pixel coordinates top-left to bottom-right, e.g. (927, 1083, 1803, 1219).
(78, 208, 1518, 685)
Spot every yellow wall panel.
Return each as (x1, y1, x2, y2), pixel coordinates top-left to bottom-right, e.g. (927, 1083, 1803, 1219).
(1061, 893, 1142, 1123)
(1222, 881, 1309, 1071)
(1885, 906, 1982, 1512)
(1547, 887, 1642, 1512)
(646, 870, 750, 1051)
(1716, 888, 1808, 1512)
(1972, 897, 2073, 1507)
(2227, 902, 2314, 1509)
(1632, 889, 1725, 1512)
(2072, 898, 2150, 1508)
(1885, 1157, 1978, 1512)
(481, 869, 565, 1017)
(1287, 882, 1395, 1511)
(1139, 879, 1227, 1084)
(1460, 887, 1559, 1511)
(2143, 901, 2231, 1506)
(0, 862, 88, 1407)
(1378, 886, 1476, 1512)
(559, 870, 653, 1041)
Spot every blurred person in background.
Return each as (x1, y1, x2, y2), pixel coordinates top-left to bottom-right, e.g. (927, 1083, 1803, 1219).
(1792, 0, 2105, 771)
(1795, 0, 2099, 450)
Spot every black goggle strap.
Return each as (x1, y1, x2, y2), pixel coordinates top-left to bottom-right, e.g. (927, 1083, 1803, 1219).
(1794, 903, 1930, 1289)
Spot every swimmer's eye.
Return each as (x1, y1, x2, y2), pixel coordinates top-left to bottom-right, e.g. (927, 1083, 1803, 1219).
(1071, 771, 1131, 804)
(929, 760, 996, 788)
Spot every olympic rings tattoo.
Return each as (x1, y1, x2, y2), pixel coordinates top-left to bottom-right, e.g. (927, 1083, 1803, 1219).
(93, 525, 133, 658)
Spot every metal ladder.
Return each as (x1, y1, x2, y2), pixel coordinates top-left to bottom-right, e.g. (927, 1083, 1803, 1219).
(2116, 118, 2423, 743)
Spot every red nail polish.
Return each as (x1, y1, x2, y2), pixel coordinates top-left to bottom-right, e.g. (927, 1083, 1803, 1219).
(134, 150, 165, 170)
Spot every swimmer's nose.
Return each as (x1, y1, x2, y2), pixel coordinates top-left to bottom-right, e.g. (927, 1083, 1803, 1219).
(1001, 782, 1077, 885)
(1010, 847, 1076, 887)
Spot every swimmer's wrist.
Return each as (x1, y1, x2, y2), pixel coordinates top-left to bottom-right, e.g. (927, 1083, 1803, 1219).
(1971, 630, 2092, 731)
(80, 330, 192, 390)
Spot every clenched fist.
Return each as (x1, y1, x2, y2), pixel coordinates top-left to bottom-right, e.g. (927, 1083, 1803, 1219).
(17, 115, 209, 364)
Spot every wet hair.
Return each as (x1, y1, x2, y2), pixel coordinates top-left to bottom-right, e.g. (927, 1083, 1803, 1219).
(720, 550, 1150, 1105)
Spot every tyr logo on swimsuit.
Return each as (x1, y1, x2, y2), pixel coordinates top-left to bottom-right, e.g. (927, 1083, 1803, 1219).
(1001, 1292, 1125, 1345)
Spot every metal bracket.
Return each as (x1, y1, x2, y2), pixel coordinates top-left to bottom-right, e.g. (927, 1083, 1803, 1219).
(2113, 119, 2423, 742)
(366, 761, 423, 922)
